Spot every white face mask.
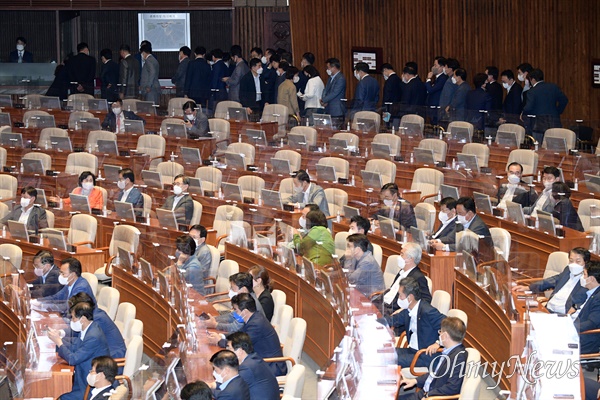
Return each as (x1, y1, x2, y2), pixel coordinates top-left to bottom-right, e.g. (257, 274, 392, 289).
(569, 263, 584, 275)
(228, 289, 237, 299)
(543, 180, 554, 190)
(383, 199, 394, 207)
(82, 182, 94, 191)
(276, 70, 282, 77)
(397, 296, 409, 310)
(260, 56, 267, 64)
(193, 238, 201, 247)
(502, 82, 510, 90)
(186, 114, 196, 121)
(293, 76, 300, 84)
(397, 256, 406, 270)
(354, 71, 360, 80)
(34, 267, 45, 277)
(581, 276, 589, 288)
(438, 211, 450, 224)
(59, 274, 70, 286)
(173, 185, 183, 196)
(457, 214, 468, 225)
(402, 77, 409, 84)
(86, 373, 97, 387)
(348, 227, 358, 235)
(117, 180, 126, 190)
(451, 77, 457, 85)
(20, 197, 31, 209)
(507, 174, 521, 185)
(70, 319, 83, 332)
(112, 107, 122, 115)
(442, 67, 447, 75)
(518, 73, 525, 82)
(383, 74, 389, 81)
(326, 69, 333, 76)
(257, 67, 264, 75)
(299, 216, 307, 229)
(209, 60, 215, 66)
(17, 44, 24, 51)
(438, 332, 444, 347)
(213, 370, 223, 383)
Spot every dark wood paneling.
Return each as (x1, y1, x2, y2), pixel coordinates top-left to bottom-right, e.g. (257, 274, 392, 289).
(0, 11, 58, 63)
(289, 0, 600, 123)
(0, 0, 233, 9)
(234, 6, 288, 58)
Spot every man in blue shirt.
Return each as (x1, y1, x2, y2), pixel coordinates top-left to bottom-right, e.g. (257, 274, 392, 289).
(209, 350, 250, 400)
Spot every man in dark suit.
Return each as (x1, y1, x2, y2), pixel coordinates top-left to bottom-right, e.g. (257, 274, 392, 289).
(116, 168, 144, 216)
(286, 170, 330, 217)
(437, 58, 460, 124)
(118, 44, 139, 99)
(9, 36, 33, 63)
(429, 197, 458, 252)
(499, 69, 523, 124)
(182, 100, 209, 137)
(47, 302, 110, 400)
(67, 42, 96, 95)
(573, 261, 600, 355)
(99, 48, 119, 102)
(455, 196, 492, 247)
(496, 162, 538, 209)
(551, 182, 584, 232)
(294, 52, 314, 114)
(209, 350, 251, 400)
(385, 278, 445, 367)
(484, 66, 504, 112)
(1, 186, 48, 234)
(465, 73, 493, 131)
(101, 98, 145, 133)
(87, 356, 120, 400)
(372, 183, 417, 230)
(224, 47, 249, 103)
(185, 46, 212, 108)
(425, 56, 448, 125)
(30, 251, 63, 298)
(521, 68, 569, 142)
(262, 53, 280, 105)
(398, 317, 468, 399)
(321, 57, 347, 128)
(162, 174, 194, 225)
(352, 61, 379, 115)
(181, 381, 213, 400)
(513, 247, 589, 314)
(171, 46, 191, 98)
(226, 332, 279, 400)
(239, 58, 267, 117)
(381, 63, 402, 126)
(400, 65, 427, 116)
(209, 48, 229, 113)
(139, 44, 161, 105)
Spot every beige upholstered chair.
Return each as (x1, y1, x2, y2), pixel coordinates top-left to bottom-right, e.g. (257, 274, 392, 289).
(227, 142, 255, 165)
(65, 153, 98, 175)
(351, 111, 380, 132)
(0, 203, 9, 221)
(114, 302, 136, 336)
(334, 231, 351, 259)
(97, 286, 120, 319)
(136, 134, 166, 170)
(68, 111, 95, 129)
(542, 128, 577, 150)
(456, 230, 480, 253)
(124, 319, 143, 346)
(271, 289, 287, 327)
(414, 202, 436, 233)
(141, 193, 152, 217)
(400, 114, 425, 135)
(211, 205, 244, 253)
(332, 132, 359, 148)
(238, 175, 265, 200)
(205, 258, 238, 297)
(461, 143, 489, 168)
(167, 97, 189, 117)
(86, 130, 117, 151)
(37, 127, 68, 149)
(431, 290, 451, 315)
(418, 138, 447, 163)
(0, 147, 6, 169)
(67, 93, 94, 110)
(122, 99, 137, 113)
(578, 199, 600, 231)
(273, 150, 302, 172)
(447, 121, 474, 142)
(0, 174, 18, 199)
(282, 364, 306, 399)
(209, 118, 231, 135)
(121, 335, 144, 378)
(22, 152, 52, 172)
(289, 126, 317, 146)
(278, 177, 294, 201)
(273, 304, 293, 342)
(81, 272, 99, 297)
(372, 133, 401, 156)
(160, 118, 186, 136)
(214, 101, 242, 119)
(507, 149, 538, 176)
(267, 317, 307, 386)
(68, 214, 98, 247)
(23, 94, 44, 109)
(94, 224, 141, 281)
(365, 159, 396, 185)
(411, 168, 444, 204)
(496, 123, 526, 145)
(263, 103, 289, 137)
(324, 188, 348, 217)
(490, 227, 511, 261)
(317, 156, 349, 179)
(195, 166, 223, 193)
(23, 110, 50, 126)
(156, 161, 184, 186)
(45, 209, 55, 229)
(0, 243, 22, 273)
(190, 200, 202, 226)
(383, 255, 401, 288)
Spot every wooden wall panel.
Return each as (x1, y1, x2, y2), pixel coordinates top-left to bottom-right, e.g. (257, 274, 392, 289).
(0, 0, 233, 9)
(234, 6, 287, 59)
(289, 0, 600, 123)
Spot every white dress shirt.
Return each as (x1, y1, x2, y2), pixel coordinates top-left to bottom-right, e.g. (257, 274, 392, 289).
(171, 195, 184, 211)
(120, 187, 133, 202)
(408, 300, 421, 350)
(498, 183, 518, 209)
(18, 206, 33, 224)
(546, 273, 581, 314)
(253, 74, 261, 101)
(383, 266, 415, 305)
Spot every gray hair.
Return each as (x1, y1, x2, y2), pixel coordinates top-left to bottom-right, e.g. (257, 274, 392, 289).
(403, 242, 422, 265)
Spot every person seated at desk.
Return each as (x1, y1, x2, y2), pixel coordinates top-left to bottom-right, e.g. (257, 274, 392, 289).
(429, 197, 457, 251)
(513, 247, 589, 314)
(30, 250, 63, 298)
(398, 317, 468, 400)
(33, 257, 96, 314)
(455, 196, 492, 241)
(248, 265, 275, 321)
(183, 100, 210, 137)
(226, 332, 280, 400)
(386, 277, 445, 367)
(0, 186, 48, 235)
(286, 170, 330, 217)
(189, 224, 212, 270)
(47, 302, 110, 400)
(101, 98, 145, 133)
(551, 181, 584, 231)
(210, 293, 287, 377)
(66, 292, 126, 359)
(181, 381, 214, 400)
(162, 174, 194, 225)
(87, 356, 122, 400)
(339, 215, 373, 265)
(372, 183, 417, 230)
(53, 171, 104, 210)
(116, 168, 144, 216)
(496, 162, 538, 209)
(175, 234, 208, 295)
(344, 233, 385, 297)
(376, 242, 432, 315)
(208, 350, 251, 400)
(524, 166, 561, 217)
(9, 36, 33, 63)
(292, 209, 335, 268)
(205, 272, 266, 332)
(570, 261, 600, 355)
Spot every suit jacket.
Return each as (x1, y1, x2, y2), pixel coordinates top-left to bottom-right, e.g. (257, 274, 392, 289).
(214, 375, 251, 400)
(416, 344, 468, 397)
(294, 71, 309, 111)
(162, 194, 193, 224)
(286, 183, 330, 217)
(1, 205, 48, 234)
(30, 265, 63, 298)
(432, 219, 457, 251)
(465, 87, 493, 130)
(322, 71, 347, 117)
(425, 73, 448, 107)
(101, 110, 144, 133)
(529, 266, 587, 312)
(449, 82, 470, 121)
(391, 300, 445, 349)
(386, 266, 432, 312)
(117, 186, 144, 216)
(257, 290, 275, 322)
(185, 57, 212, 103)
(140, 55, 160, 94)
(185, 112, 210, 137)
(438, 78, 458, 110)
(497, 183, 538, 208)
(119, 54, 140, 98)
(262, 67, 278, 105)
(67, 52, 96, 95)
(383, 73, 402, 104)
(239, 71, 266, 112)
(347, 251, 385, 297)
(372, 200, 417, 230)
(401, 77, 427, 107)
(523, 190, 553, 215)
(41, 276, 96, 315)
(228, 60, 250, 102)
(277, 79, 300, 116)
(522, 81, 568, 132)
(502, 83, 523, 122)
(575, 287, 600, 354)
(242, 312, 287, 376)
(58, 322, 110, 400)
(171, 57, 190, 97)
(553, 198, 584, 231)
(456, 214, 491, 240)
(9, 49, 33, 63)
(89, 386, 113, 400)
(64, 308, 126, 359)
(352, 75, 379, 113)
(238, 352, 280, 400)
(100, 59, 120, 102)
(485, 81, 504, 111)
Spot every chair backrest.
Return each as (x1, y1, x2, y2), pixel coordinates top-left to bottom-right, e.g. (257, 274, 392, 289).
(141, 193, 152, 217)
(160, 118, 185, 136)
(414, 202, 436, 233)
(282, 317, 307, 371)
(24, 94, 44, 109)
(263, 104, 289, 136)
(461, 143, 490, 168)
(543, 128, 576, 150)
(431, 290, 451, 315)
(334, 231, 351, 259)
(289, 126, 317, 146)
(124, 319, 143, 346)
(282, 364, 306, 399)
(86, 130, 117, 151)
(0, 147, 5, 168)
(23, 110, 50, 125)
(68, 111, 95, 129)
(109, 225, 141, 257)
(578, 199, 600, 231)
(23, 151, 52, 172)
(418, 138, 447, 162)
(332, 132, 359, 147)
(507, 149, 538, 176)
(372, 243, 383, 268)
(195, 166, 223, 193)
(68, 214, 98, 247)
(411, 168, 444, 202)
(372, 133, 401, 156)
(456, 230, 480, 253)
(45, 209, 55, 229)
(214, 101, 242, 119)
(97, 286, 120, 320)
(425, 276, 433, 293)
(400, 114, 425, 133)
(65, 152, 98, 175)
(544, 251, 569, 279)
(0, 243, 22, 272)
(213, 205, 244, 237)
(274, 149, 302, 172)
(324, 188, 348, 217)
(167, 97, 189, 117)
(497, 123, 525, 144)
(352, 111, 380, 132)
(237, 175, 266, 200)
(81, 272, 99, 297)
(447, 121, 474, 141)
(122, 99, 137, 112)
(190, 200, 202, 226)
(0, 174, 18, 199)
(317, 156, 349, 179)
(383, 255, 401, 288)
(136, 134, 166, 159)
(275, 304, 294, 342)
(37, 127, 68, 148)
(271, 289, 286, 325)
(123, 335, 143, 378)
(279, 177, 294, 200)
(459, 348, 482, 398)
(67, 93, 94, 109)
(114, 302, 137, 336)
(0, 203, 9, 221)
(227, 142, 255, 165)
(208, 118, 231, 135)
(365, 159, 396, 185)
(446, 308, 468, 327)
(206, 245, 221, 279)
(489, 227, 511, 261)
(156, 161, 185, 185)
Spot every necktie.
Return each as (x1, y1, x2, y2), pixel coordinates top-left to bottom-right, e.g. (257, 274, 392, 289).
(116, 115, 121, 133)
(18, 51, 23, 63)
(431, 75, 436, 85)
